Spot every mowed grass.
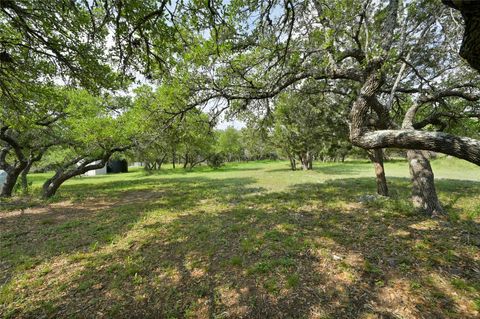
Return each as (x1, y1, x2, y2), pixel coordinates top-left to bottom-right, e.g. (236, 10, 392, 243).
(1, 158, 479, 318)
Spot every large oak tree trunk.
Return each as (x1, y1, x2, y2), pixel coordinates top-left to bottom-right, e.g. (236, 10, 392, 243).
(348, 0, 480, 166)
(402, 104, 444, 217)
(1, 147, 45, 197)
(367, 149, 389, 196)
(407, 150, 444, 216)
(349, 59, 442, 214)
(1, 173, 17, 197)
(301, 157, 308, 170)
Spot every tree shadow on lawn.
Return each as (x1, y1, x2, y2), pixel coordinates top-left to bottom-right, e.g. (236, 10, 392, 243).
(1, 177, 479, 318)
(139, 165, 262, 176)
(57, 175, 264, 203)
(0, 177, 263, 291)
(266, 161, 371, 175)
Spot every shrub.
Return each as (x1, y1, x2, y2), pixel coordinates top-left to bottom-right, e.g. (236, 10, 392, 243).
(207, 153, 225, 169)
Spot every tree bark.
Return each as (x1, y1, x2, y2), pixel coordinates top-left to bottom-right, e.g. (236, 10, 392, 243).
(349, 71, 462, 214)
(402, 103, 444, 216)
(299, 152, 312, 170)
(367, 149, 389, 196)
(20, 161, 33, 194)
(156, 154, 167, 170)
(189, 156, 206, 169)
(407, 150, 444, 216)
(183, 153, 189, 169)
(288, 155, 296, 170)
(20, 150, 45, 195)
(1, 164, 25, 197)
(0, 130, 28, 197)
(351, 129, 480, 165)
(0, 147, 27, 197)
(301, 155, 308, 170)
(42, 147, 128, 199)
(42, 172, 71, 199)
(145, 161, 153, 171)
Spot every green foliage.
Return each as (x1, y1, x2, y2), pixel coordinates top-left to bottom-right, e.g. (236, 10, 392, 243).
(239, 125, 277, 161)
(207, 153, 225, 169)
(41, 89, 134, 169)
(271, 89, 351, 168)
(130, 84, 216, 170)
(216, 127, 243, 161)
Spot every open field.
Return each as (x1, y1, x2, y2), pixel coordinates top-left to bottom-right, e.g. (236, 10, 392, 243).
(1, 159, 480, 318)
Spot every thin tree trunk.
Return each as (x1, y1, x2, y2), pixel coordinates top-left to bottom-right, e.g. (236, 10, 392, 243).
(42, 147, 128, 199)
(20, 161, 34, 194)
(367, 149, 389, 196)
(20, 169, 28, 193)
(145, 162, 152, 172)
(156, 154, 167, 170)
(190, 156, 206, 169)
(289, 156, 296, 171)
(20, 150, 46, 195)
(183, 153, 188, 169)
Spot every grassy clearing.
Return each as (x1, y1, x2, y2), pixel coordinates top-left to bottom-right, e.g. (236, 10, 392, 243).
(1, 158, 479, 318)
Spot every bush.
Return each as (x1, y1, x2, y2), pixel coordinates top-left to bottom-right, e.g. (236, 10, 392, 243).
(207, 153, 225, 169)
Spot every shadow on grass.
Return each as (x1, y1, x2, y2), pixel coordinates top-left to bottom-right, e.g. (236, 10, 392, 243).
(313, 164, 367, 175)
(266, 161, 370, 175)
(0, 177, 263, 284)
(1, 176, 479, 318)
(138, 164, 262, 176)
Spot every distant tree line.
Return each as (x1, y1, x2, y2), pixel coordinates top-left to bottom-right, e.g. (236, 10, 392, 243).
(129, 84, 355, 172)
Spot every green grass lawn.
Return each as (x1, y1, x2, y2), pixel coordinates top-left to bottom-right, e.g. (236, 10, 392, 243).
(1, 158, 479, 318)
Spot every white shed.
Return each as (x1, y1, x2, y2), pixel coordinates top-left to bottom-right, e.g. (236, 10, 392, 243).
(83, 161, 107, 176)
